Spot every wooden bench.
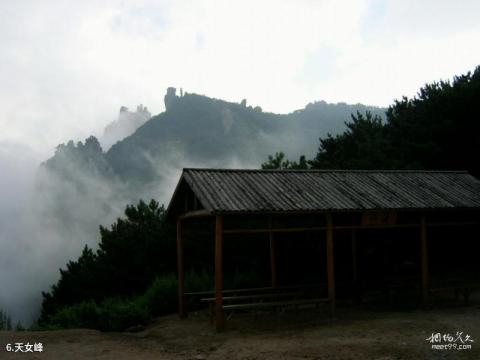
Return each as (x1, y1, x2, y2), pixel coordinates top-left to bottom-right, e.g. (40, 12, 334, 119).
(222, 297, 331, 320)
(187, 284, 327, 323)
(186, 286, 275, 298)
(223, 297, 330, 310)
(428, 281, 480, 305)
(388, 278, 480, 306)
(201, 292, 304, 324)
(185, 287, 277, 313)
(186, 283, 325, 298)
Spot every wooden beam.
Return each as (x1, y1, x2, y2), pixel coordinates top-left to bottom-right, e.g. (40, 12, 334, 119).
(423, 221, 478, 227)
(351, 229, 360, 303)
(221, 221, 479, 235)
(215, 215, 225, 332)
(223, 227, 326, 234)
(420, 215, 429, 307)
(176, 217, 186, 318)
(352, 229, 357, 283)
(179, 209, 212, 220)
(326, 213, 336, 317)
(269, 218, 277, 288)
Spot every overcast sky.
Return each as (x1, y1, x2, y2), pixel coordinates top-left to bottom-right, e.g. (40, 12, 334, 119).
(1, 0, 480, 155)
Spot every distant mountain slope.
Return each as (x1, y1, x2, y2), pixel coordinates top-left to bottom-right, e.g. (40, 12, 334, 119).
(101, 105, 151, 150)
(105, 89, 385, 184)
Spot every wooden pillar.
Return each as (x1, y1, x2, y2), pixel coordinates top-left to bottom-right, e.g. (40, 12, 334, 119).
(326, 213, 336, 317)
(351, 228, 359, 303)
(215, 215, 225, 332)
(176, 217, 186, 318)
(420, 215, 429, 307)
(269, 218, 277, 288)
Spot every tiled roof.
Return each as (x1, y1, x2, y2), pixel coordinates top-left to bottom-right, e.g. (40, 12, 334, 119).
(171, 169, 480, 214)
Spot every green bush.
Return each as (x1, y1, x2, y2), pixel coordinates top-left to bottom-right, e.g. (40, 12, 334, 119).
(137, 273, 177, 317)
(98, 297, 150, 331)
(47, 300, 101, 329)
(43, 271, 214, 331)
(185, 269, 213, 293)
(137, 271, 214, 317)
(46, 297, 150, 332)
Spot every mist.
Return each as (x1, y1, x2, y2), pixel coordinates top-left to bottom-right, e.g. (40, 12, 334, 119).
(0, 142, 46, 324)
(0, 115, 260, 326)
(0, 140, 151, 324)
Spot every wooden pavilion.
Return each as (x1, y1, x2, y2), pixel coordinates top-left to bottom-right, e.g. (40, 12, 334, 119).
(166, 169, 480, 331)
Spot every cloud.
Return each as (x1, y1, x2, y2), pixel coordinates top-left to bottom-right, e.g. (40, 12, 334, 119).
(0, 141, 44, 324)
(0, 139, 131, 324)
(2, 0, 480, 153)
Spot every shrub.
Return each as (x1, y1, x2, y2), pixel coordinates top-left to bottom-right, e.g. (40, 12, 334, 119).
(185, 269, 213, 293)
(42, 270, 214, 331)
(47, 300, 100, 329)
(137, 271, 214, 317)
(46, 297, 150, 332)
(98, 297, 150, 332)
(137, 273, 178, 317)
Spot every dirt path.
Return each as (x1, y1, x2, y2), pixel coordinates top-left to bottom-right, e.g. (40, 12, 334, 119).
(1, 305, 479, 359)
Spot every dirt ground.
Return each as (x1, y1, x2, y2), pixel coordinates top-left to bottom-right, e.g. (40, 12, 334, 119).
(1, 303, 479, 360)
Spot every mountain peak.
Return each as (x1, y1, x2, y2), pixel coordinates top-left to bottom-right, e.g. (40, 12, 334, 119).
(101, 104, 152, 150)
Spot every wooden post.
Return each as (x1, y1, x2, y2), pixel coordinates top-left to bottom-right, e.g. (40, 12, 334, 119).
(176, 217, 186, 318)
(326, 213, 336, 317)
(420, 215, 429, 307)
(215, 215, 225, 331)
(269, 218, 277, 288)
(351, 228, 359, 303)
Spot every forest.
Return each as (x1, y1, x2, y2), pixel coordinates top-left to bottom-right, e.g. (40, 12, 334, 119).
(263, 67, 480, 177)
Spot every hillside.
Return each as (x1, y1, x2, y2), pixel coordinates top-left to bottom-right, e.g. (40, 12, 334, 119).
(40, 88, 386, 209)
(105, 89, 385, 184)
